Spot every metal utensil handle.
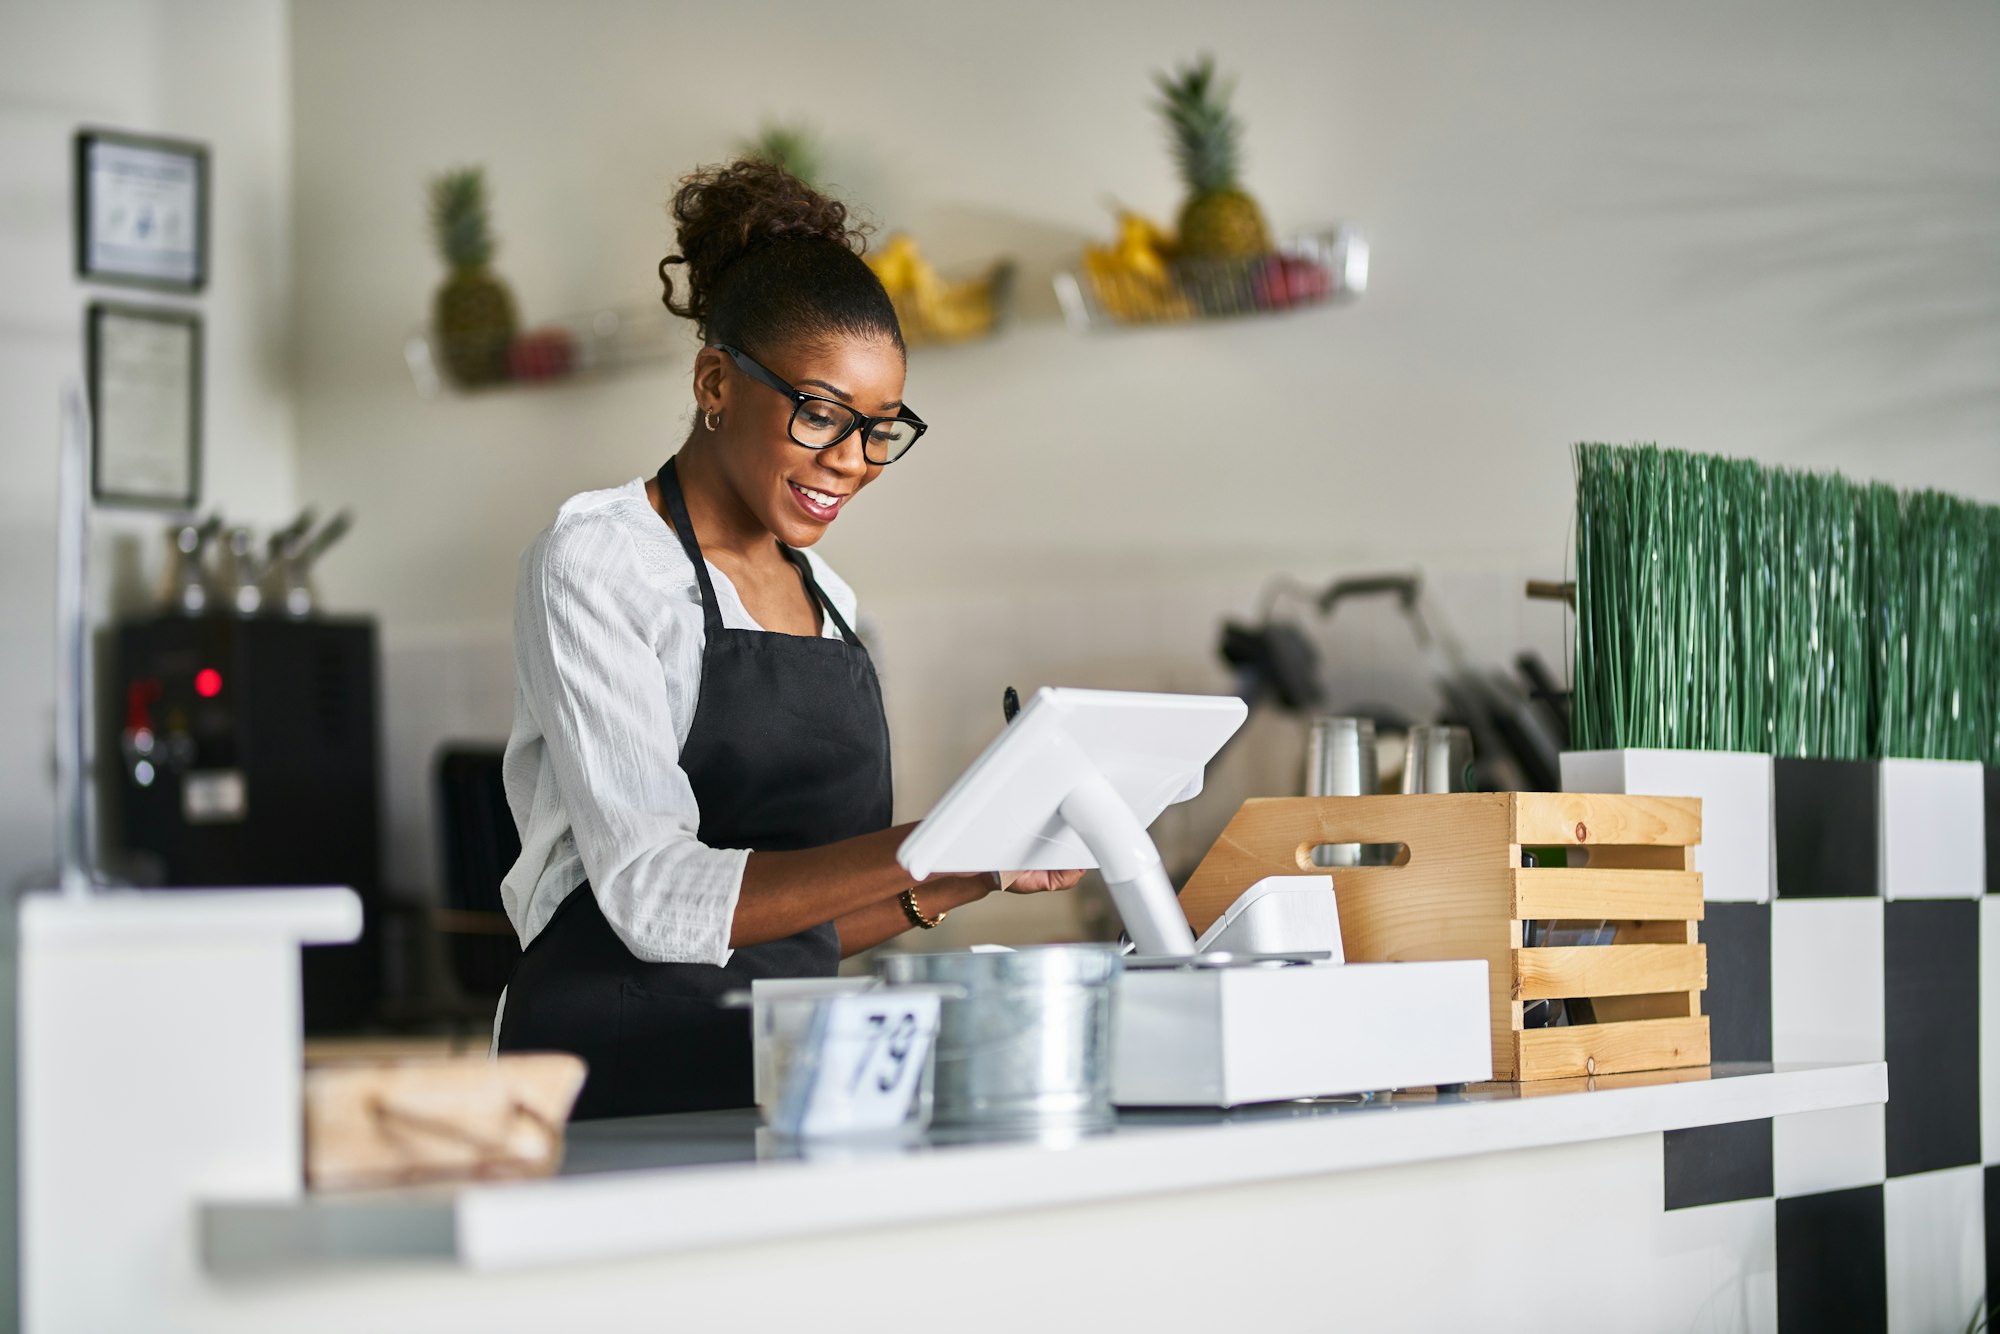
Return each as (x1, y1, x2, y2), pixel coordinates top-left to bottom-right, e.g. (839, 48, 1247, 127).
(268, 506, 318, 555)
(296, 509, 354, 565)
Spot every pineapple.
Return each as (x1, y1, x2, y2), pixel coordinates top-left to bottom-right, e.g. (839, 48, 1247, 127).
(428, 167, 517, 387)
(1155, 56, 1272, 260)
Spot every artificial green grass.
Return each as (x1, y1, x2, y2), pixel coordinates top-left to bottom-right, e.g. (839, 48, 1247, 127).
(1864, 482, 1909, 760)
(1879, 489, 1995, 761)
(1573, 444, 1998, 762)
(1573, 443, 1771, 753)
(1771, 467, 1869, 760)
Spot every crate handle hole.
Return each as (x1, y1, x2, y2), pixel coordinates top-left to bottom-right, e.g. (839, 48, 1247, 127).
(1303, 842, 1409, 869)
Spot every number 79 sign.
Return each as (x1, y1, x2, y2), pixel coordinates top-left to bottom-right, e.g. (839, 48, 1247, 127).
(771, 992, 942, 1139)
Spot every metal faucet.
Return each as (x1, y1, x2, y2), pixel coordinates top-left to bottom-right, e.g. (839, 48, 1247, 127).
(266, 510, 353, 618)
(163, 515, 222, 616)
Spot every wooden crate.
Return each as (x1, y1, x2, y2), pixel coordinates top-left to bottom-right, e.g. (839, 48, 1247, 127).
(1179, 792, 1709, 1081)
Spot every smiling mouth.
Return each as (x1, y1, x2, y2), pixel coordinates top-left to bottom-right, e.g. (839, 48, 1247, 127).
(787, 480, 848, 521)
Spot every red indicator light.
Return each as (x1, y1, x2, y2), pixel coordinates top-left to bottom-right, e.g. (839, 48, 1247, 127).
(194, 668, 223, 698)
(125, 678, 161, 730)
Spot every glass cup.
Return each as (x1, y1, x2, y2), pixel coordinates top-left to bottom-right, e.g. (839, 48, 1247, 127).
(1305, 715, 1377, 866)
(1402, 724, 1474, 794)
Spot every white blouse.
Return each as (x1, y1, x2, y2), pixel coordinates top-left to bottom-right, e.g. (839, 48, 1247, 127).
(498, 476, 860, 968)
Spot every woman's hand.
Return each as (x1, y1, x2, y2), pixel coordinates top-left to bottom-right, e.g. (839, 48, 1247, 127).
(1000, 868, 1086, 895)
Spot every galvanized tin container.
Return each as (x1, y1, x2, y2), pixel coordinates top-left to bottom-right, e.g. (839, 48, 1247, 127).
(876, 945, 1122, 1131)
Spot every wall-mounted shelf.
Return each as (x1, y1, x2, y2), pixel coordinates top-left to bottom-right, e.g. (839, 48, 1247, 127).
(1054, 225, 1368, 333)
(403, 263, 1020, 397)
(404, 304, 682, 397)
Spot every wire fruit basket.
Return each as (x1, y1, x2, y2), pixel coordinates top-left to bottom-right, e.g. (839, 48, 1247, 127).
(1055, 226, 1367, 332)
(404, 304, 681, 396)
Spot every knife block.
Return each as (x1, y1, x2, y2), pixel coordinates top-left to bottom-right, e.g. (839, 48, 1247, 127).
(1179, 793, 1710, 1081)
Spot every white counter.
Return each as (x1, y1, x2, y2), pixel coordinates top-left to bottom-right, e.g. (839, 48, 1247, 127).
(204, 1060, 1883, 1274)
(20, 889, 1888, 1332)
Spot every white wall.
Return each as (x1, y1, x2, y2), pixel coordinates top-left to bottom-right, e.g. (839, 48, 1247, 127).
(287, 0, 2000, 933)
(1, 0, 300, 891)
(0, 0, 299, 1318)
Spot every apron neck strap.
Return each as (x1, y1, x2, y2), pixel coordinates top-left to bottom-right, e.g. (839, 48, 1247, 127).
(655, 457, 724, 636)
(657, 457, 861, 647)
(780, 546, 860, 646)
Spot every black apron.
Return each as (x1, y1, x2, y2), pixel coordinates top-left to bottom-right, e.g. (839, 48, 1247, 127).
(497, 457, 893, 1119)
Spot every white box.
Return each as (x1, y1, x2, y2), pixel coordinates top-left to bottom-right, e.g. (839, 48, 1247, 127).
(1111, 959, 1492, 1108)
(1878, 758, 1985, 900)
(1562, 748, 1771, 903)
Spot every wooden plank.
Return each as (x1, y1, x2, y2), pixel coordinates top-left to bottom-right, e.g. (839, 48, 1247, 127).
(1511, 869, 1704, 921)
(1514, 943, 1707, 1000)
(1474, 1062, 1713, 1098)
(1512, 792, 1701, 849)
(1514, 1016, 1711, 1080)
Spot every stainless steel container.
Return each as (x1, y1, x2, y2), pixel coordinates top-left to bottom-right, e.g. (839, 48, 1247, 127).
(876, 946, 1122, 1131)
(1306, 715, 1377, 866)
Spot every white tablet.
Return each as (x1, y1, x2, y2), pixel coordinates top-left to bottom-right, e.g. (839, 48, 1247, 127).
(896, 687, 1247, 878)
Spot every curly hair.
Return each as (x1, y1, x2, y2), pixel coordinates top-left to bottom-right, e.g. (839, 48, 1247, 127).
(659, 159, 902, 356)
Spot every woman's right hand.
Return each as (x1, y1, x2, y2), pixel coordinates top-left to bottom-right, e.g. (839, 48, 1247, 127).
(999, 869, 1086, 895)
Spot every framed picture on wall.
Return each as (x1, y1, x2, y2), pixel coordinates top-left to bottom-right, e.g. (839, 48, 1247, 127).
(87, 302, 202, 509)
(75, 128, 209, 292)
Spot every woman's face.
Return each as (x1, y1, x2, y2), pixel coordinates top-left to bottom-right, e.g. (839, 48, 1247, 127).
(701, 334, 906, 550)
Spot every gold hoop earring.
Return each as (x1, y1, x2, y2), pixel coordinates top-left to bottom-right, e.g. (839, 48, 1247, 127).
(704, 409, 722, 432)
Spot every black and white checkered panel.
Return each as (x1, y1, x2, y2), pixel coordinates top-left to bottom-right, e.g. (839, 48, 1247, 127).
(1659, 759, 1992, 1334)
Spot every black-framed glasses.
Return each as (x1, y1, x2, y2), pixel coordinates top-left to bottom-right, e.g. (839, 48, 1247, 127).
(713, 343, 927, 465)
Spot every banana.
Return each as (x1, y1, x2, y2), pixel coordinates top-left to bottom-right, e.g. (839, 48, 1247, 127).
(867, 233, 922, 294)
(870, 233, 995, 343)
(1084, 213, 1189, 322)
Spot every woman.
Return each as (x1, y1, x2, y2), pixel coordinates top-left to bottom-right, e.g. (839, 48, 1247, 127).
(495, 160, 1079, 1119)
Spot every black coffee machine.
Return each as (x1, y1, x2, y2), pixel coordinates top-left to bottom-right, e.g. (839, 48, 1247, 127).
(111, 614, 383, 1031)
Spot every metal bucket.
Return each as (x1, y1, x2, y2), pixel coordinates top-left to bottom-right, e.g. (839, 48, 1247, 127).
(876, 946, 1122, 1131)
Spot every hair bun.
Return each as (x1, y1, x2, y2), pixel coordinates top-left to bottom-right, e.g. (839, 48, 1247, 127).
(660, 159, 868, 339)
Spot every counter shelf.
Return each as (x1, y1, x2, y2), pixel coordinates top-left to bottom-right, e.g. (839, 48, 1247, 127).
(200, 1058, 1883, 1276)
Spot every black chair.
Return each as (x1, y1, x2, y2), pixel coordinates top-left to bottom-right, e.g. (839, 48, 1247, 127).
(433, 745, 522, 1001)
